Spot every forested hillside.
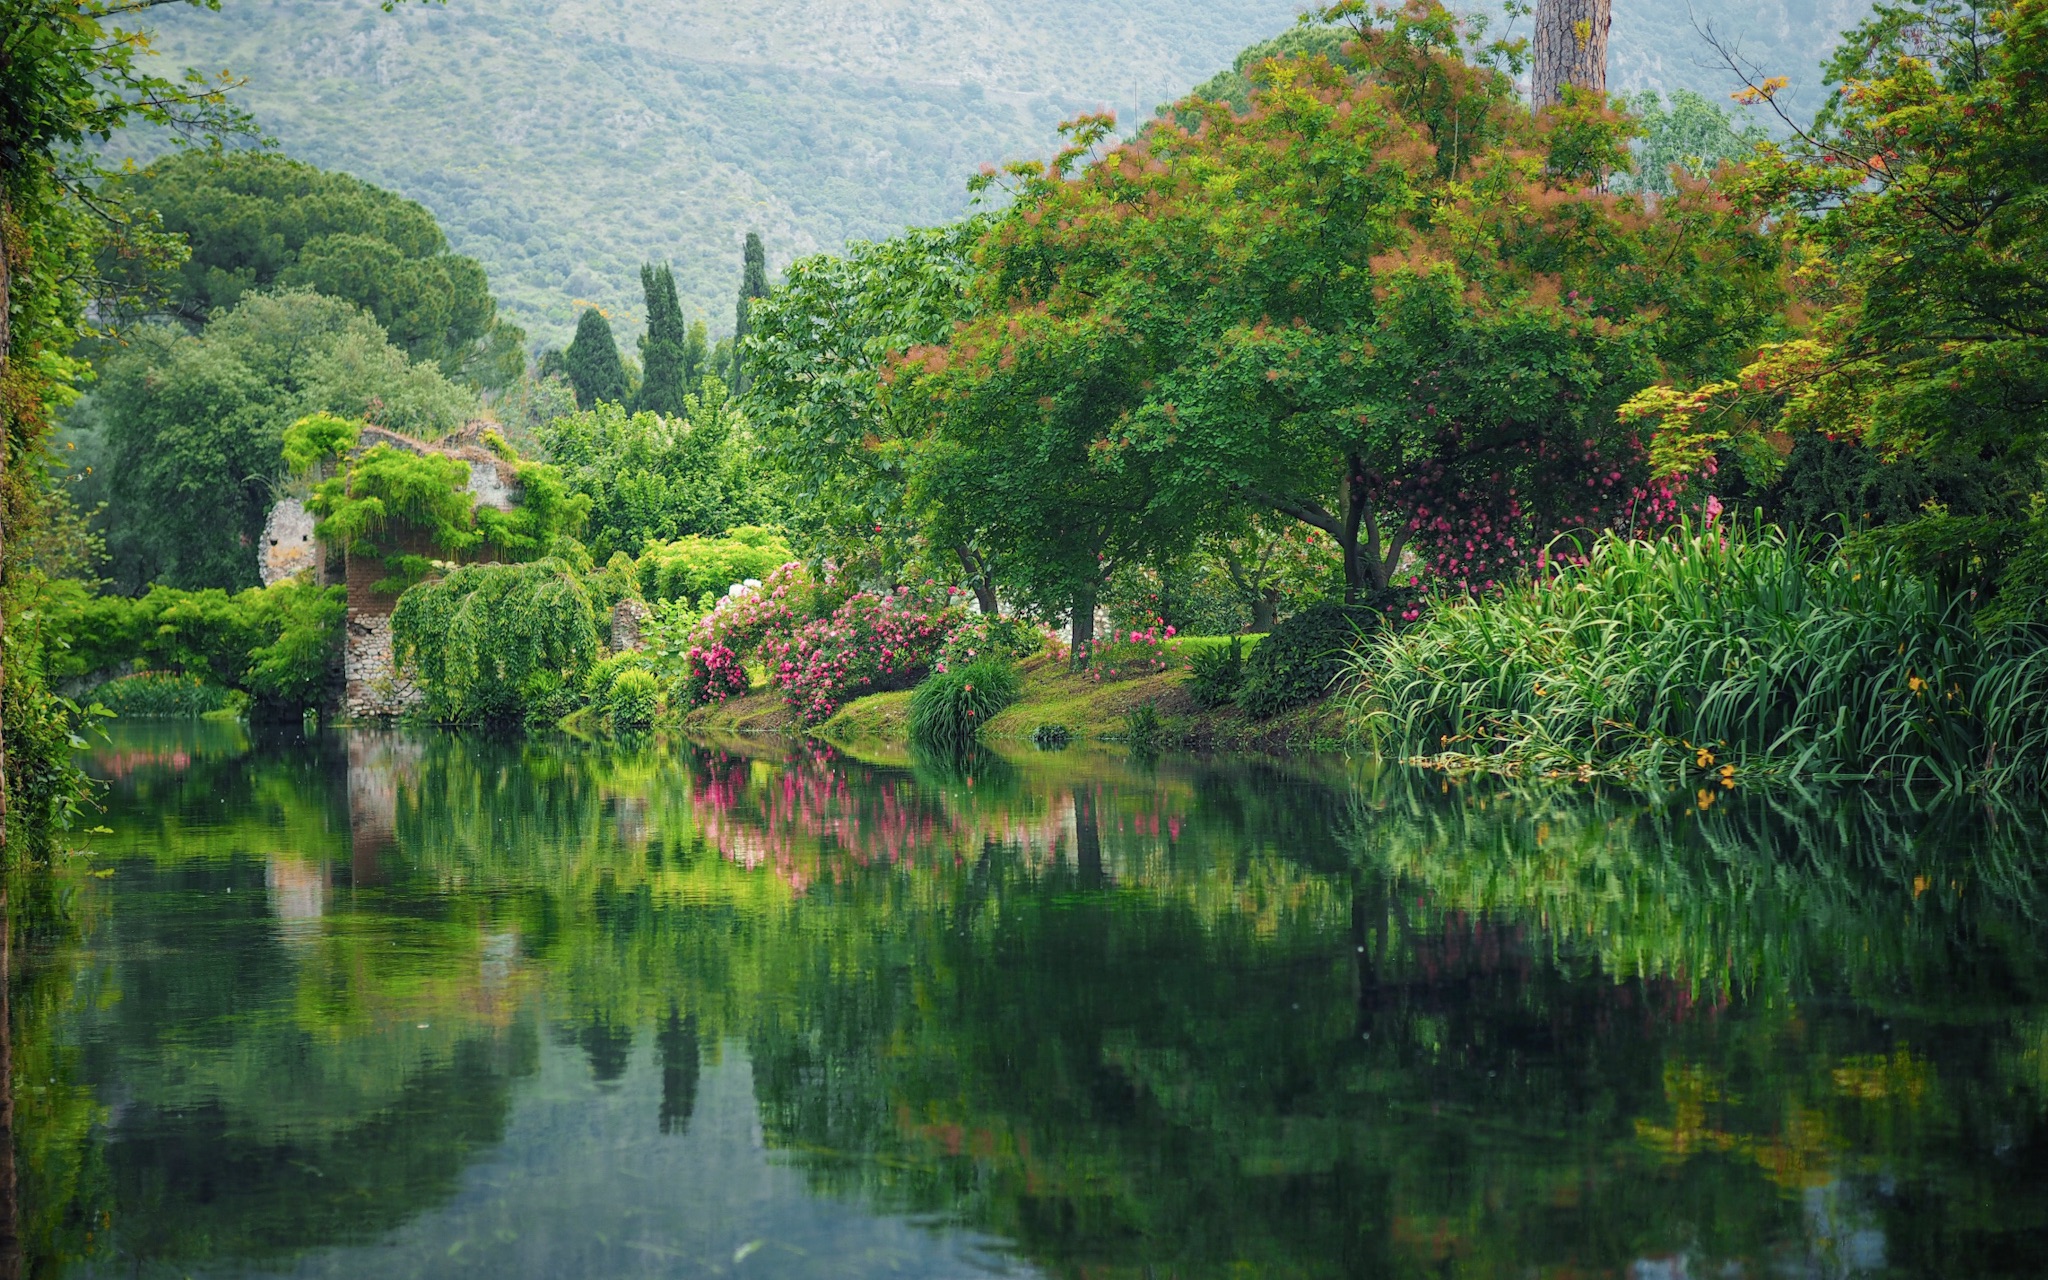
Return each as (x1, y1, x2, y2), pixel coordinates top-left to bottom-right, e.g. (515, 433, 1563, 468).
(124, 0, 1870, 351)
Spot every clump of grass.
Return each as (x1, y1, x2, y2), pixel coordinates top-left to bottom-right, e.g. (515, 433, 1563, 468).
(1187, 637, 1245, 708)
(909, 657, 1020, 747)
(1032, 723, 1073, 750)
(91, 672, 238, 718)
(1348, 521, 2048, 791)
(1121, 700, 1165, 749)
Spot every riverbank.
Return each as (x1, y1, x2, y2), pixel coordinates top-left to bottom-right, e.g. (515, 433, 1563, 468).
(682, 651, 1348, 750)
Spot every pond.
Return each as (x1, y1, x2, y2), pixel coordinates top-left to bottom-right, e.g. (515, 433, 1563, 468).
(12, 722, 2048, 1277)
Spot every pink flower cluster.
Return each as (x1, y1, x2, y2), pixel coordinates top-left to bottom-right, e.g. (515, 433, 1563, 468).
(684, 642, 750, 704)
(679, 562, 813, 707)
(1089, 622, 1174, 683)
(765, 585, 966, 723)
(1379, 425, 1674, 594)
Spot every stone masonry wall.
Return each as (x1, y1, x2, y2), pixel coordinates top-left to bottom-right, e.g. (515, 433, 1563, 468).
(344, 613, 422, 719)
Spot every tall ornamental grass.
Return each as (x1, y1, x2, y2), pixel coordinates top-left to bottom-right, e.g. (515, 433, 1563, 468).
(910, 657, 1021, 747)
(1348, 523, 2048, 790)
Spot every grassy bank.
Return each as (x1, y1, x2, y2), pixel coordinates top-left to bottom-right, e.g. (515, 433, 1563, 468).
(685, 649, 1345, 751)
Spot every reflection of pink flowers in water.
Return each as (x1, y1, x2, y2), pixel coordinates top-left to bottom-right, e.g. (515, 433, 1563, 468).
(682, 751, 1193, 896)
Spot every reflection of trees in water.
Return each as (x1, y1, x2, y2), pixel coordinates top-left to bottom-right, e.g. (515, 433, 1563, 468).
(26, 726, 2048, 1278)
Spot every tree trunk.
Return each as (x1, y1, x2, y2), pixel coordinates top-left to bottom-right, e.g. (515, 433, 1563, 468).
(954, 545, 999, 616)
(1069, 583, 1097, 669)
(1, 190, 11, 860)
(1531, 0, 1613, 110)
(0, 892, 18, 1280)
(1249, 593, 1277, 634)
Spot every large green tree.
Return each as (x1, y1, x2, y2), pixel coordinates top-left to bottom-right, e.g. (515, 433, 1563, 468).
(116, 151, 524, 386)
(562, 306, 629, 409)
(538, 384, 771, 561)
(908, 4, 1777, 604)
(93, 289, 476, 592)
(743, 220, 997, 606)
(1, 0, 258, 847)
(632, 262, 690, 418)
(1630, 0, 2048, 617)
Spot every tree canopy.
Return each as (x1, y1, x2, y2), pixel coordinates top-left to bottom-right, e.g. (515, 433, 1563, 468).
(891, 4, 1779, 642)
(116, 150, 524, 385)
(633, 262, 691, 418)
(93, 289, 476, 592)
(537, 387, 771, 561)
(1624, 0, 2048, 617)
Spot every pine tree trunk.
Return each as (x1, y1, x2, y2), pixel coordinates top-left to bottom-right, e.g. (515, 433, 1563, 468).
(1531, 0, 1613, 109)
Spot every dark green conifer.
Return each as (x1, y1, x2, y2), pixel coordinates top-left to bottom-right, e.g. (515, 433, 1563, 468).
(683, 319, 709, 391)
(563, 306, 630, 409)
(732, 231, 769, 394)
(634, 263, 689, 417)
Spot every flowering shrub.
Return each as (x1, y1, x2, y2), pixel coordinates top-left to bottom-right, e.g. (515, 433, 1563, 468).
(767, 585, 966, 723)
(683, 642, 752, 706)
(670, 561, 815, 707)
(1089, 622, 1176, 683)
(937, 612, 1044, 671)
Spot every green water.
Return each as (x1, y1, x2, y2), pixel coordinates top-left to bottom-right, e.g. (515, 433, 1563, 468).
(14, 723, 2048, 1277)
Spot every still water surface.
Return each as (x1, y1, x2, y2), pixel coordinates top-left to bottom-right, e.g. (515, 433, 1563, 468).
(17, 723, 2048, 1277)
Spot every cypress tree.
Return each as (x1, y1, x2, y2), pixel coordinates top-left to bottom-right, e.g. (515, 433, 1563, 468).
(683, 319, 709, 390)
(634, 262, 689, 417)
(732, 231, 769, 394)
(563, 306, 629, 409)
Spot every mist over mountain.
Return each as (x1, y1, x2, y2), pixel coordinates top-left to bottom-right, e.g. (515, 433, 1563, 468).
(124, 0, 1871, 351)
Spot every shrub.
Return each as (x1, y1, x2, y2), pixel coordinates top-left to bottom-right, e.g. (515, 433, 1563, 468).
(604, 667, 662, 730)
(937, 612, 1043, 670)
(90, 673, 237, 718)
(909, 657, 1021, 746)
(44, 577, 344, 717)
(1349, 522, 2048, 789)
(1186, 637, 1245, 708)
(1122, 700, 1165, 748)
(678, 562, 819, 699)
(767, 585, 966, 723)
(681, 641, 753, 706)
(637, 526, 794, 604)
(584, 651, 653, 705)
(1032, 723, 1072, 750)
(1238, 604, 1377, 718)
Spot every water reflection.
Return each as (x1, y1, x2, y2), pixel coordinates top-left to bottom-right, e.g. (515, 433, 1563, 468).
(12, 724, 2048, 1277)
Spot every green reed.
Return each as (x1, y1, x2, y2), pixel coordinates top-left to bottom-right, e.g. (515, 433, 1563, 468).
(909, 656, 1021, 747)
(1347, 521, 2048, 790)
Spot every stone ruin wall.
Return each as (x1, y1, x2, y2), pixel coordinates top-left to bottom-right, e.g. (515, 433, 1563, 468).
(259, 421, 526, 720)
(260, 498, 321, 586)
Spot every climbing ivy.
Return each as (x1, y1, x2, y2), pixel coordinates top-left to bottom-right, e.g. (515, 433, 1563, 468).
(301, 431, 589, 590)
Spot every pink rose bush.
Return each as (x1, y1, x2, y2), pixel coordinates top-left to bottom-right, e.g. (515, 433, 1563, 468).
(1089, 622, 1175, 683)
(675, 565, 993, 724)
(764, 585, 965, 723)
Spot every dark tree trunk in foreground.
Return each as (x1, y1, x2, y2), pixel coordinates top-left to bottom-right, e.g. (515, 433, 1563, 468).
(0, 893, 18, 1280)
(954, 545, 1000, 616)
(1, 191, 11, 859)
(1532, 0, 1613, 109)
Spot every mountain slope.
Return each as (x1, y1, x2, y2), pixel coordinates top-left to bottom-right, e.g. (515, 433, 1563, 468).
(125, 0, 1872, 351)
